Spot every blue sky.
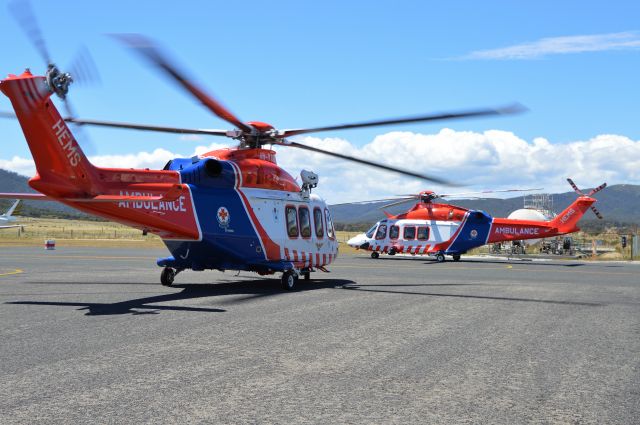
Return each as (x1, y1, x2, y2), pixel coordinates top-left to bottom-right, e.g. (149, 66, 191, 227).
(0, 0, 639, 202)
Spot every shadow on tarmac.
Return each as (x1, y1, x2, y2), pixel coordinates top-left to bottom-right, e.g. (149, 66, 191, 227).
(340, 283, 603, 306)
(6, 278, 355, 316)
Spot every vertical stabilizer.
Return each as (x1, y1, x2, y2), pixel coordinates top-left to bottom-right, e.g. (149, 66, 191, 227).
(4, 200, 21, 217)
(550, 196, 596, 233)
(0, 70, 95, 196)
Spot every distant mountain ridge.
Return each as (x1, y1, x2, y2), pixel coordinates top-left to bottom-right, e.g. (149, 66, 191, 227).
(330, 184, 640, 231)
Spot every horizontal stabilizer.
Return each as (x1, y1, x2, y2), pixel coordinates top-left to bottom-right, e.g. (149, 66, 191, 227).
(0, 184, 183, 203)
(0, 193, 52, 200)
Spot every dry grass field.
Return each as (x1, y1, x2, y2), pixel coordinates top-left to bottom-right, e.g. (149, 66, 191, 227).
(0, 217, 164, 248)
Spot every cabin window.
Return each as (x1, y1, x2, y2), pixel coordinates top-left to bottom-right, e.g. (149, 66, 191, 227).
(313, 207, 324, 238)
(286, 205, 298, 238)
(325, 208, 335, 239)
(417, 226, 430, 241)
(389, 225, 400, 240)
(365, 224, 377, 238)
(403, 226, 416, 240)
(375, 224, 388, 240)
(299, 207, 311, 238)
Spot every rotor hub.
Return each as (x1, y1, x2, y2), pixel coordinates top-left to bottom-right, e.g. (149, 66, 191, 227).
(45, 64, 73, 99)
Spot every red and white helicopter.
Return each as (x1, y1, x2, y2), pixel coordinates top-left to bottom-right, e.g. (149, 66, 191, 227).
(347, 181, 606, 261)
(0, 6, 523, 289)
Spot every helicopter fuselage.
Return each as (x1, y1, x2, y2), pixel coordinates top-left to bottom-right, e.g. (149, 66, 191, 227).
(0, 71, 338, 278)
(347, 197, 596, 260)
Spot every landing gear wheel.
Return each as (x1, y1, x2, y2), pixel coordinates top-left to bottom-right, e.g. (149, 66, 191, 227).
(302, 270, 311, 281)
(371, 252, 380, 259)
(281, 270, 298, 290)
(453, 254, 461, 262)
(160, 267, 176, 286)
(436, 253, 446, 263)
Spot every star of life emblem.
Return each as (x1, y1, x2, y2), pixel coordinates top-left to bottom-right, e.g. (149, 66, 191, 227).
(217, 206, 231, 228)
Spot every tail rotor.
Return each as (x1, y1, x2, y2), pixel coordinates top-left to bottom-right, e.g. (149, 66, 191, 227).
(566, 178, 606, 219)
(9, 0, 99, 154)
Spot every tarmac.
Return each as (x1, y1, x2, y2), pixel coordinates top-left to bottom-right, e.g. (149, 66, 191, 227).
(0, 246, 638, 424)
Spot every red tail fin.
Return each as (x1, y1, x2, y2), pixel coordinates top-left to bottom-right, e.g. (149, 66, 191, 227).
(550, 196, 596, 233)
(0, 71, 95, 196)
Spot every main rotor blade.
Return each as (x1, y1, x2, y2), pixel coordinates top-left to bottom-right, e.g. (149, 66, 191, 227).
(9, 0, 52, 65)
(1, 111, 229, 136)
(112, 34, 253, 134)
(330, 196, 416, 207)
(1, 111, 229, 137)
(380, 198, 418, 209)
(281, 104, 526, 138)
(65, 117, 229, 137)
(280, 140, 458, 186)
(438, 187, 543, 198)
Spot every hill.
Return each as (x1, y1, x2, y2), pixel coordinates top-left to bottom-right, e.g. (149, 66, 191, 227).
(330, 184, 640, 233)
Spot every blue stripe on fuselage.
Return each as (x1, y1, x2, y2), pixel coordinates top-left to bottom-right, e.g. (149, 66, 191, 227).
(159, 161, 267, 271)
(446, 210, 493, 254)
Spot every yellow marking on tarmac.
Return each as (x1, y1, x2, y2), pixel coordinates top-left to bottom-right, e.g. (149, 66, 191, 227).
(506, 265, 513, 269)
(0, 268, 23, 277)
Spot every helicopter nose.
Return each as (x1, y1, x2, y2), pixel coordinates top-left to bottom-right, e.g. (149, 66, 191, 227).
(347, 233, 368, 249)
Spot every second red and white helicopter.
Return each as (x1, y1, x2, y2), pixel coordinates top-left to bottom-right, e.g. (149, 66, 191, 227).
(347, 180, 606, 261)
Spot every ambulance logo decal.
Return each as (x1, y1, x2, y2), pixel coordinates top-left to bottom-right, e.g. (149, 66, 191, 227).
(217, 206, 231, 229)
(470, 229, 478, 239)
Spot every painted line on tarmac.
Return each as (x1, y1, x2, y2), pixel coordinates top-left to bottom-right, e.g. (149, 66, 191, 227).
(0, 268, 23, 277)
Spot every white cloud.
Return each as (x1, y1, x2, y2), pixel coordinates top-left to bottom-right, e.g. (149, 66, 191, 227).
(276, 130, 640, 203)
(460, 32, 640, 60)
(0, 156, 38, 177)
(1, 131, 638, 205)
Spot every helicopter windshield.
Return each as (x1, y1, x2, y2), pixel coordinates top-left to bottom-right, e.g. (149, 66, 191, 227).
(365, 223, 378, 238)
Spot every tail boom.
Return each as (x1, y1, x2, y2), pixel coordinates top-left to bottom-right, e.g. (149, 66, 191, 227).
(0, 70, 201, 240)
(487, 196, 596, 243)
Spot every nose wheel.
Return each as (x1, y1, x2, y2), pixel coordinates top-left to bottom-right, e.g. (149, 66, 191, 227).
(371, 251, 380, 259)
(435, 253, 445, 263)
(281, 270, 298, 290)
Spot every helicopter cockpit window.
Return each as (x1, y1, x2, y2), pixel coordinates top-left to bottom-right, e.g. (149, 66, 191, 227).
(286, 205, 298, 238)
(325, 209, 335, 239)
(403, 226, 416, 240)
(417, 226, 430, 241)
(365, 224, 378, 239)
(389, 225, 399, 240)
(313, 207, 324, 238)
(299, 207, 311, 238)
(375, 224, 387, 240)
